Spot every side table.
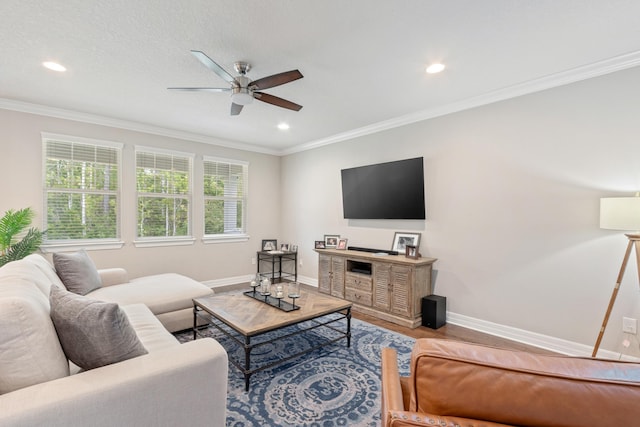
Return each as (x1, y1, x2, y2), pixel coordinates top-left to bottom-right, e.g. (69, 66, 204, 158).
(257, 250, 297, 283)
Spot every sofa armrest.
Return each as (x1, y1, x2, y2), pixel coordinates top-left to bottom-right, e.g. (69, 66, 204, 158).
(0, 339, 228, 427)
(98, 268, 129, 287)
(387, 411, 514, 427)
(382, 347, 407, 427)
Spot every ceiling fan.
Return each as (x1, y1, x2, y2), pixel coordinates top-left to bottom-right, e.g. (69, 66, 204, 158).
(168, 50, 303, 116)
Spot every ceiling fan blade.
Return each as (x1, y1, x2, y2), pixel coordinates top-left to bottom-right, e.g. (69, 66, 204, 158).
(167, 87, 231, 92)
(230, 103, 243, 116)
(254, 92, 303, 111)
(251, 70, 303, 90)
(190, 50, 236, 85)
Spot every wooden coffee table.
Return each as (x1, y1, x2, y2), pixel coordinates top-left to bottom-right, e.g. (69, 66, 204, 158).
(193, 290, 352, 390)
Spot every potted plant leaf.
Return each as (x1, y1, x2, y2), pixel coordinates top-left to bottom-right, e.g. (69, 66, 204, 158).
(0, 207, 45, 267)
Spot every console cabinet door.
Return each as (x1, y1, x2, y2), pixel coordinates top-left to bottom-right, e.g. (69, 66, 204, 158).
(318, 254, 331, 294)
(390, 265, 413, 318)
(373, 263, 391, 311)
(330, 257, 345, 298)
(318, 254, 346, 297)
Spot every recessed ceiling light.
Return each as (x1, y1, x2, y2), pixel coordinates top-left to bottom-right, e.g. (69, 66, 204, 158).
(426, 63, 445, 74)
(277, 123, 290, 130)
(43, 61, 66, 72)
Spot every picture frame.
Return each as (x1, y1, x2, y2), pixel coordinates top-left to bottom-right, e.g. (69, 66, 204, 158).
(337, 238, 348, 250)
(324, 234, 340, 248)
(262, 239, 277, 251)
(290, 245, 298, 252)
(280, 243, 290, 252)
(405, 244, 420, 259)
(391, 232, 421, 253)
(315, 240, 326, 249)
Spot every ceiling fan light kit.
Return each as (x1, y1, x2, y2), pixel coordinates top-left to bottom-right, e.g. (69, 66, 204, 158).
(169, 51, 303, 116)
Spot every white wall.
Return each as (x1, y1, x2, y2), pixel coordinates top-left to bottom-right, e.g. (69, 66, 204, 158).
(0, 109, 281, 283)
(281, 65, 640, 357)
(3, 65, 640, 358)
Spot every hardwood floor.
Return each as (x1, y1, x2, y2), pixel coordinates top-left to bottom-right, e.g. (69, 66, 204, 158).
(216, 282, 557, 355)
(351, 311, 557, 355)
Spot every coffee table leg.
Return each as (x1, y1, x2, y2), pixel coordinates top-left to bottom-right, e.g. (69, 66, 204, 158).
(346, 307, 352, 348)
(244, 336, 252, 391)
(192, 304, 197, 340)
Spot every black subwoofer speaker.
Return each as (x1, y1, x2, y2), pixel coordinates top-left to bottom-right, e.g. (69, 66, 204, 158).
(421, 295, 446, 329)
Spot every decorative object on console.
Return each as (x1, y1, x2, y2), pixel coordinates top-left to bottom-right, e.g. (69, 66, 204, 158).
(391, 232, 421, 253)
(405, 245, 420, 259)
(315, 240, 326, 249)
(262, 239, 277, 251)
(290, 245, 298, 252)
(280, 243, 289, 251)
(593, 193, 640, 357)
(337, 238, 348, 250)
(324, 234, 340, 248)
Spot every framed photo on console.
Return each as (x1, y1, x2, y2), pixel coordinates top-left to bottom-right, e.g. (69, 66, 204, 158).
(262, 239, 277, 251)
(315, 240, 326, 249)
(405, 245, 420, 259)
(324, 234, 340, 248)
(337, 238, 348, 250)
(391, 232, 421, 253)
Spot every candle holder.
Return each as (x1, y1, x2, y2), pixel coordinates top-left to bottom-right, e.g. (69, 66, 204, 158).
(288, 282, 300, 309)
(249, 274, 260, 295)
(243, 280, 301, 312)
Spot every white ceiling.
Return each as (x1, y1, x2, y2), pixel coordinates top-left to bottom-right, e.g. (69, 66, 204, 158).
(2, 0, 640, 155)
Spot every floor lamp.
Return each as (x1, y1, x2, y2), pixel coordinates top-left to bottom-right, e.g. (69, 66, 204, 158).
(592, 194, 640, 357)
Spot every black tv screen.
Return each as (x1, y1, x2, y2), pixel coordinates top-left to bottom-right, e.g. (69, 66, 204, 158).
(341, 157, 425, 219)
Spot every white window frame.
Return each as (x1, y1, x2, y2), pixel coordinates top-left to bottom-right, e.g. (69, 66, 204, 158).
(133, 146, 195, 248)
(41, 132, 124, 252)
(202, 156, 249, 244)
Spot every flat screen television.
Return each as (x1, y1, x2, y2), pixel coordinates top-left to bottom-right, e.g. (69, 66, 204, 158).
(341, 157, 426, 219)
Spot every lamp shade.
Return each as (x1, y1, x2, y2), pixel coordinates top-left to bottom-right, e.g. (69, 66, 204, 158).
(600, 196, 640, 231)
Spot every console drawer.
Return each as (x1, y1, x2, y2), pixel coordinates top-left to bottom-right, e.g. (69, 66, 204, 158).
(345, 288, 372, 307)
(345, 273, 372, 292)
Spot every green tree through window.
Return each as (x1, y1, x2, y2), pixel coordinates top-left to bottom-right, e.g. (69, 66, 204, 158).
(136, 149, 192, 238)
(203, 157, 248, 236)
(43, 136, 120, 241)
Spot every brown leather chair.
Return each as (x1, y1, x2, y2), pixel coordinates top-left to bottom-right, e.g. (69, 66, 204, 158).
(382, 338, 640, 426)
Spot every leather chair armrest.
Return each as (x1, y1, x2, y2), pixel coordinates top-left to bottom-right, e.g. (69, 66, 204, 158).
(381, 347, 407, 426)
(388, 411, 514, 427)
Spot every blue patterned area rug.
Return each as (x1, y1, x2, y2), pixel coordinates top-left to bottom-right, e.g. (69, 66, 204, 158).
(175, 315, 414, 427)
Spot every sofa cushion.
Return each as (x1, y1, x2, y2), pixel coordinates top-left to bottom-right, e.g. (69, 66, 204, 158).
(53, 250, 102, 295)
(49, 286, 148, 370)
(120, 304, 179, 353)
(0, 279, 70, 394)
(88, 273, 212, 315)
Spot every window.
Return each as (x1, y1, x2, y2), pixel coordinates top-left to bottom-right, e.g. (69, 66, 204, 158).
(203, 157, 248, 237)
(42, 134, 121, 243)
(135, 147, 193, 240)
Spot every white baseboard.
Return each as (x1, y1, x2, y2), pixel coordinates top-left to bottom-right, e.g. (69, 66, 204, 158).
(446, 312, 634, 360)
(203, 274, 318, 289)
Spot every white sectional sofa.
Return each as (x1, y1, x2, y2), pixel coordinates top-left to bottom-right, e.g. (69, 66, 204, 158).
(0, 254, 228, 427)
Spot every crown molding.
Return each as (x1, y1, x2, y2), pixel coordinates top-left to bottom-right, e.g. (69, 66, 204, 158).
(283, 50, 640, 156)
(0, 98, 280, 156)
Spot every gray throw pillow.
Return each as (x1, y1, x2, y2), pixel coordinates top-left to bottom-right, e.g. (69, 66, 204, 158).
(53, 249, 102, 295)
(49, 285, 148, 370)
